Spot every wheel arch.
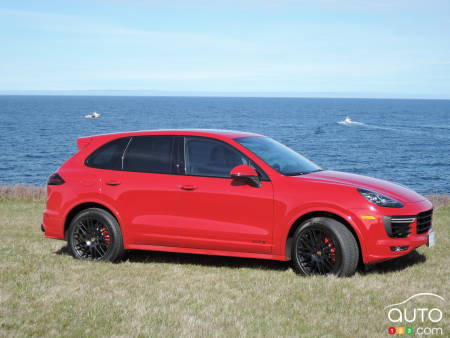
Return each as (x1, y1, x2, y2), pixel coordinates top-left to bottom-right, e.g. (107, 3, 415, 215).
(64, 202, 120, 239)
(284, 211, 364, 265)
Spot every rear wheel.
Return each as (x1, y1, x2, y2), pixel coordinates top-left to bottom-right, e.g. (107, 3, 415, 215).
(291, 217, 359, 277)
(67, 208, 124, 262)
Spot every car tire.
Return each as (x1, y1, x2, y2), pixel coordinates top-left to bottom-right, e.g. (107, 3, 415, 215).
(67, 208, 124, 262)
(291, 217, 359, 277)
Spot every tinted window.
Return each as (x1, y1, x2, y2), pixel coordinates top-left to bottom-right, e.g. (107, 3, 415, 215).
(185, 137, 248, 178)
(235, 136, 321, 176)
(123, 136, 174, 174)
(85, 137, 130, 170)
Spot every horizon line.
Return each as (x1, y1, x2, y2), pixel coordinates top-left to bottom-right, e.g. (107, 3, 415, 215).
(0, 89, 449, 100)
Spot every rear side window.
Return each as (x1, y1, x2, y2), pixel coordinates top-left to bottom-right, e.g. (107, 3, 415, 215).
(123, 136, 174, 174)
(85, 137, 130, 170)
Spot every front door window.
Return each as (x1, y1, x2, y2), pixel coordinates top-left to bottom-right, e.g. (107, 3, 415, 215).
(184, 137, 248, 178)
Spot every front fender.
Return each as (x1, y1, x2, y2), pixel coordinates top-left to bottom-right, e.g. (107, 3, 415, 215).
(273, 202, 368, 263)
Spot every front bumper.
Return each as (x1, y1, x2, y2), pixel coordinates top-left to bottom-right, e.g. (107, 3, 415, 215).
(350, 199, 434, 264)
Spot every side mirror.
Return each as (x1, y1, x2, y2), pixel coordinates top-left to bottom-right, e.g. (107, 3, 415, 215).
(229, 164, 261, 187)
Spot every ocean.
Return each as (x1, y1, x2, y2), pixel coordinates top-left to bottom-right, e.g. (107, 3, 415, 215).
(0, 95, 449, 193)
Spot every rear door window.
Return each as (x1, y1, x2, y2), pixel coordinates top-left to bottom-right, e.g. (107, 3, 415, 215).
(123, 136, 175, 174)
(85, 137, 130, 170)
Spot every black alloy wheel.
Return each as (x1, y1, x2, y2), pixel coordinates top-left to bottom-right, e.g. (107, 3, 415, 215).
(68, 208, 124, 262)
(292, 217, 359, 277)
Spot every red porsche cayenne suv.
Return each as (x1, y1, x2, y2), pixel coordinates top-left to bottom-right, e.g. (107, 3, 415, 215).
(42, 130, 435, 276)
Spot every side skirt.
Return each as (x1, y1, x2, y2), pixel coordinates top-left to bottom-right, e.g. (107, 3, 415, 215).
(125, 244, 289, 261)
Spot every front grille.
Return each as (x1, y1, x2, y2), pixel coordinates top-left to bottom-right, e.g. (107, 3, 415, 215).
(384, 216, 414, 238)
(417, 209, 433, 234)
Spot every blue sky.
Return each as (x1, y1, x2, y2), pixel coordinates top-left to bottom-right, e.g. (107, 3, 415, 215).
(1, 0, 449, 98)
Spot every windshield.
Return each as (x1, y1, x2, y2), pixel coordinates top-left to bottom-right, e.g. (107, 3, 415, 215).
(235, 136, 322, 176)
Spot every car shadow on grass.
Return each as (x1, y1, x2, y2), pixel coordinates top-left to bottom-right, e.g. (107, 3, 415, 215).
(55, 246, 426, 274)
(55, 246, 70, 255)
(54, 245, 290, 271)
(124, 250, 291, 271)
(360, 250, 427, 275)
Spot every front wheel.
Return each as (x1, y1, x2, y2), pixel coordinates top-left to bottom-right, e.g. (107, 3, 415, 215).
(67, 208, 124, 262)
(292, 217, 359, 277)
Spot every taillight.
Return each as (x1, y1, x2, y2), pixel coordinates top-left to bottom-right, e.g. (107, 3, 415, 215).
(47, 173, 65, 185)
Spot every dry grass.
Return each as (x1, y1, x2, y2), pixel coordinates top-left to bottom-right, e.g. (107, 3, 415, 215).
(0, 185, 46, 201)
(0, 194, 449, 337)
(426, 194, 450, 209)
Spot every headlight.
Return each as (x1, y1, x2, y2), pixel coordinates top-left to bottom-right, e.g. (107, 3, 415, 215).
(357, 188, 403, 208)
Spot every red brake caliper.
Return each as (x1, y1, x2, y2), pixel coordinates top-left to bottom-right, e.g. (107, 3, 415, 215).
(100, 227, 111, 246)
(324, 237, 336, 263)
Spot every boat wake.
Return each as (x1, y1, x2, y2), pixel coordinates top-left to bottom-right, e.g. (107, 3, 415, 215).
(336, 118, 441, 135)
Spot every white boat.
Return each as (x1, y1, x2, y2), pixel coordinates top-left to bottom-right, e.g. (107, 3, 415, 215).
(84, 112, 101, 118)
(338, 116, 363, 125)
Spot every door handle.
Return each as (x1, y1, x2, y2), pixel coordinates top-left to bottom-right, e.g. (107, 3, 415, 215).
(105, 180, 121, 186)
(179, 184, 197, 191)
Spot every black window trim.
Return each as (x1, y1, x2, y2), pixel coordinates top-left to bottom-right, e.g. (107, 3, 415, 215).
(174, 136, 185, 175)
(181, 135, 270, 181)
(84, 134, 270, 180)
(121, 137, 133, 170)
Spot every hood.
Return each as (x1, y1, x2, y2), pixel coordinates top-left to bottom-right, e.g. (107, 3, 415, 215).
(300, 170, 426, 203)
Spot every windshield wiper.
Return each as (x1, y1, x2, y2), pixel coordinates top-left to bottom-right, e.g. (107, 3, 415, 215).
(284, 169, 324, 176)
(284, 171, 307, 176)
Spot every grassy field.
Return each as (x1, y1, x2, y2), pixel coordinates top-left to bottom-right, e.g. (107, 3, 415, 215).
(0, 193, 449, 337)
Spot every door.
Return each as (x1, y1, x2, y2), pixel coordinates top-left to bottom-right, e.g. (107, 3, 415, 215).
(177, 136, 274, 254)
(100, 135, 181, 247)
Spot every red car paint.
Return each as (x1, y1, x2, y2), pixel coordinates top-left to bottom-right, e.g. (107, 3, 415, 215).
(42, 130, 433, 265)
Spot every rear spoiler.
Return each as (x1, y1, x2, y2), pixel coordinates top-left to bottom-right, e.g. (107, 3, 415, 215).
(77, 136, 93, 150)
